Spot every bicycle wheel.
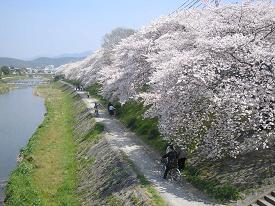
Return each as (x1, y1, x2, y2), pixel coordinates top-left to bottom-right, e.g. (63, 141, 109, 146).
(170, 168, 182, 182)
(95, 109, 99, 117)
(160, 164, 166, 177)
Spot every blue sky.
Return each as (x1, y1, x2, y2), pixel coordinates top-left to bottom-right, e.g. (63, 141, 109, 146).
(0, 0, 185, 59)
(0, 0, 274, 59)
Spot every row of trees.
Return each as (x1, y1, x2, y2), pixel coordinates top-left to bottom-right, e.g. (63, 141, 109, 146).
(0, 66, 12, 76)
(57, 2, 275, 163)
(0, 66, 28, 78)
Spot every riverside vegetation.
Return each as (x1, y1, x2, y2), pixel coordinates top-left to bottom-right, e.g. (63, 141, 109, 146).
(5, 82, 79, 205)
(5, 82, 167, 206)
(0, 78, 15, 94)
(0, 82, 10, 94)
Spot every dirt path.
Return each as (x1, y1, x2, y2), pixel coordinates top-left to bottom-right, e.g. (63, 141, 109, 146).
(75, 88, 222, 206)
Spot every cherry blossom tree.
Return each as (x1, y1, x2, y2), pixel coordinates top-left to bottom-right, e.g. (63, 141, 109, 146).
(56, 27, 135, 87)
(143, 2, 275, 160)
(57, 2, 275, 162)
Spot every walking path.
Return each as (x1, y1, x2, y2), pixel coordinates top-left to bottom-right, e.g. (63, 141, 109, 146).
(75, 88, 222, 206)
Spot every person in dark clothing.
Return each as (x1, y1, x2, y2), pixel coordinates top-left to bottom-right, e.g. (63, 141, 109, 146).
(177, 148, 187, 172)
(76, 84, 80, 91)
(109, 105, 115, 116)
(107, 102, 112, 115)
(162, 146, 178, 179)
(166, 143, 174, 154)
(94, 102, 100, 116)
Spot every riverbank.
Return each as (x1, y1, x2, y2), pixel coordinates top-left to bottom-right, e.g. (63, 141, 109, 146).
(5, 82, 79, 206)
(0, 75, 29, 94)
(0, 83, 10, 94)
(0, 86, 46, 206)
(0, 80, 13, 94)
(5, 82, 162, 206)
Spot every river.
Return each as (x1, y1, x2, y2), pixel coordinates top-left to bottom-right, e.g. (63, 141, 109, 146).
(0, 84, 46, 203)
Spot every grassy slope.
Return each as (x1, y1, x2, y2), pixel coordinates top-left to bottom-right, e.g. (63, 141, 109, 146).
(77, 121, 167, 206)
(5, 83, 79, 206)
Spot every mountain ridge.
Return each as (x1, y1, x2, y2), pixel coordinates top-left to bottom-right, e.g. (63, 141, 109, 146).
(0, 56, 84, 68)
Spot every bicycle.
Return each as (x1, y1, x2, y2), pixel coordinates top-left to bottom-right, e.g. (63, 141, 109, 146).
(94, 102, 100, 117)
(160, 158, 182, 182)
(94, 108, 99, 117)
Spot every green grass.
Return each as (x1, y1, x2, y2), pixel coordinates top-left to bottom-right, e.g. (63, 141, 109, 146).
(114, 100, 167, 153)
(0, 82, 11, 94)
(0, 78, 12, 94)
(183, 166, 240, 201)
(107, 195, 124, 206)
(80, 122, 104, 142)
(86, 83, 108, 105)
(0, 75, 29, 86)
(5, 83, 80, 206)
(62, 79, 81, 87)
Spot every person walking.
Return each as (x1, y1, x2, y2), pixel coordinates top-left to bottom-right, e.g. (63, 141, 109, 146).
(109, 104, 115, 116)
(94, 102, 100, 116)
(166, 143, 174, 154)
(107, 102, 112, 114)
(177, 147, 187, 172)
(162, 145, 178, 179)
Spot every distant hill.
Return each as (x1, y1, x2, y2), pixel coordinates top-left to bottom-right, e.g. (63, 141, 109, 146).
(29, 57, 83, 67)
(53, 50, 92, 58)
(0, 56, 84, 68)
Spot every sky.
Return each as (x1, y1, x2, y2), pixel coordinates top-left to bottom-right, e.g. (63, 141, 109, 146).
(0, 0, 187, 59)
(1, 0, 274, 59)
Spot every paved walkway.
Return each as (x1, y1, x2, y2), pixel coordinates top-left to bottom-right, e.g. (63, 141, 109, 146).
(75, 88, 222, 206)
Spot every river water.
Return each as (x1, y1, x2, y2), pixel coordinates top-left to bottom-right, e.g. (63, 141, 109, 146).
(0, 85, 46, 203)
